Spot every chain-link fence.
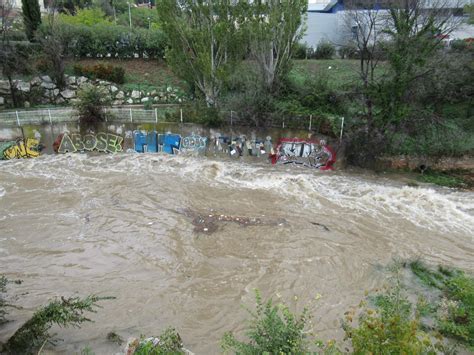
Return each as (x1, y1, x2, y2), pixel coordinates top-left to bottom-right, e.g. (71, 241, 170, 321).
(0, 106, 344, 136)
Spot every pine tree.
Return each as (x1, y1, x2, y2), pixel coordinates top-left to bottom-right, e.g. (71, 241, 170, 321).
(22, 0, 42, 41)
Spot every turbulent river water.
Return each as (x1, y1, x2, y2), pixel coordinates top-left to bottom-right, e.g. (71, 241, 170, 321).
(1, 150, 473, 353)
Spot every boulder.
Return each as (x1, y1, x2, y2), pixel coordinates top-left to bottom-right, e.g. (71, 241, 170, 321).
(141, 97, 150, 103)
(60, 89, 76, 99)
(126, 98, 133, 104)
(56, 97, 65, 104)
(115, 91, 125, 99)
(53, 89, 60, 97)
(131, 90, 141, 99)
(77, 76, 88, 85)
(16, 81, 30, 93)
(112, 99, 123, 106)
(110, 85, 118, 93)
(66, 76, 77, 86)
(40, 75, 52, 83)
(0, 97, 4, 105)
(24, 101, 30, 108)
(30, 77, 42, 86)
(0, 80, 11, 94)
(41, 81, 56, 90)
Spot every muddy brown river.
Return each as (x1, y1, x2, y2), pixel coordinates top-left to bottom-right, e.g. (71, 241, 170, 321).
(1, 151, 473, 353)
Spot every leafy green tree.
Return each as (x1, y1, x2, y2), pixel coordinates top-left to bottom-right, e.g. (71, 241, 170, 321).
(157, 0, 246, 107)
(21, 0, 42, 40)
(245, 0, 307, 92)
(59, 8, 112, 26)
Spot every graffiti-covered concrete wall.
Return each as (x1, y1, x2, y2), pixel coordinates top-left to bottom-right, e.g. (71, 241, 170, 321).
(0, 123, 337, 169)
(52, 130, 337, 169)
(0, 138, 41, 160)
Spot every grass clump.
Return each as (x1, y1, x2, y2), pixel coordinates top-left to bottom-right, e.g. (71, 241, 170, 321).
(409, 261, 474, 349)
(221, 290, 313, 354)
(3, 295, 113, 355)
(131, 327, 185, 355)
(417, 170, 467, 188)
(343, 265, 445, 354)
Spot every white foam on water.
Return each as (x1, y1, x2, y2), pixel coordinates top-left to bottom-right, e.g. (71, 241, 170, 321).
(1, 154, 473, 237)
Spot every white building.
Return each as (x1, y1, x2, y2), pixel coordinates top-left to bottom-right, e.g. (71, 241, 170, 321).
(302, 0, 474, 48)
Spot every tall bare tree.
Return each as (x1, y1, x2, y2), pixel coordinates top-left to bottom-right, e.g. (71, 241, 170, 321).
(157, 0, 246, 108)
(246, 0, 307, 92)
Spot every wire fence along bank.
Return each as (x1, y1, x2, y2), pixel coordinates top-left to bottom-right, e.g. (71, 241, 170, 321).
(0, 106, 341, 132)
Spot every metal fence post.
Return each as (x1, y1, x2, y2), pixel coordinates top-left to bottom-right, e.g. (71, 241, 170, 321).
(155, 108, 158, 123)
(130, 108, 133, 123)
(104, 108, 107, 122)
(282, 119, 285, 129)
(340, 117, 345, 142)
(48, 109, 52, 124)
(230, 110, 233, 126)
(15, 111, 20, 126)
(309, 114, 312, 131)
(180, 109, 183, 123)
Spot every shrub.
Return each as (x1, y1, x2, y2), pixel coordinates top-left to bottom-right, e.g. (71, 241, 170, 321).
(4, 295, 112, 354)
(74, 84, 112, 126)
(59, 8, 112, 26)
(221, 290, 311, 354)
(74, 64, 125, 84)
(41, 22, 166, 59)
(133, 328, 185, 355)
(450, 39, 473, 53)
(410, 261, 474, 349)
(314, 41, 335, 59)
(339, 43, 359, 59)
(292, 42, 309, 59)
(343, 266, 444, 354)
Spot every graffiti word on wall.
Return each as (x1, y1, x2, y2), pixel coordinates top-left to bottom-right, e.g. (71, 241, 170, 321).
(209, 135, 273, 158)
(0, 138, 41, 160)
(272, 138, 336, 170)
(134, 131, 208, 155)
(54, 133, 123, 154)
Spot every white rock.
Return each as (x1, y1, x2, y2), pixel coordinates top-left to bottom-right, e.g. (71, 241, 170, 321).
(112, 100, 123, 106)
(115, 91, 125, 99)
(126, 98, 133, 104)
(110, 85, 118, 93)
(131, 90, 141, 99)
(0, 97, 4, 105)
(53, 89, 60, 97)
(56, 97, 65, 104)
(66, 76, 77, 85)
(141, 97, 149, 103)
(41, 82, 56, 90)
(77, 76, 88, 85)
(40, 75, 52, 83)
(30, 77, 42, 86)
(60, 89, 75, 99)
(24, 101, 30, 108)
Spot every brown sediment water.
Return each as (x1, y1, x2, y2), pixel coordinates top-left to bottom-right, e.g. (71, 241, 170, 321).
(0, 150, 473, 353)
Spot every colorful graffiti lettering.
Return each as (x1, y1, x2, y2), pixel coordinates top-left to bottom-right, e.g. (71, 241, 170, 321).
(0, 138, 41, 160)
(181, 134, 207, 152)
(271, 138, 336, 170)
(54, 133, 123, 154)
(51, 131, 337, 169)
(134, 131, 182, 154)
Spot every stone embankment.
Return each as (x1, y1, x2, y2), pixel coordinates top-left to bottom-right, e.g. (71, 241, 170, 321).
(0, 75, 187, 108)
